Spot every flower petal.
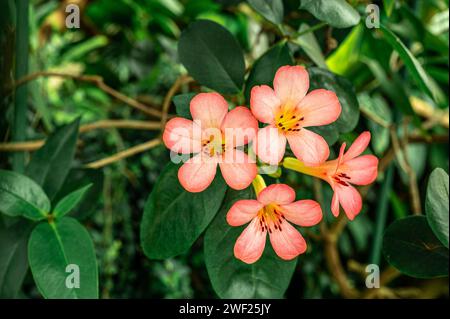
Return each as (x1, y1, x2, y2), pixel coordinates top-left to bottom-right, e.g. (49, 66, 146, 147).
(257, 184, 295, 205)
(343, 131, 371, 161)
(269, 221, 307, 260)
(234, 218, 267, 264)
(286, 128, 330, 165)
(250, 85, 280, 124)
(219, 149, 257, 190)
(163, 117, 202, 154)
(221, 106, 258, 147)
(342, 155, 378, 185)
(227, 200, 263, 227)
(279, 200, 322, 226)
(333, 184, 362, 220)
(274, 65, 309, 105)
(298, 89, 341, 127)
(331, 192, 340, 217)
(178, 154, 218, 193)
(190, 92, 228, 129)
(254, 125, 287, 165)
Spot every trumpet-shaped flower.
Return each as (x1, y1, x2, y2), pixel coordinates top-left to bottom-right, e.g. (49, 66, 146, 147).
(250, 65, 342, 166)
(163, 93, 258, 192)
(227, 183, 322, 264)
(283, 132, 379, 220)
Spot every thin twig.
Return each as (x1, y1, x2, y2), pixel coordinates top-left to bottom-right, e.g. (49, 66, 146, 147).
(13, 71, 163, 118)
(160, 75, 193, 128)
(84, 138, 161, 169)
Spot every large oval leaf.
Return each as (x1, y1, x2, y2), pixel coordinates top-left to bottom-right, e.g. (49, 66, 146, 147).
(140, 162, 227, 260)
(204, 187, 297, 298)
(248, 0, 284, 25)
(383, 216, 449, 278)
(426, 168, 449, 248)
(244, 42, 293, 101)
(26, 118, 80, 200)
(307, 67, 360, 145)
(0, 169, 50, 220)
(299, 0, 360, 29)
(178, 20, 245, 94)
(28, 217, 99, 299)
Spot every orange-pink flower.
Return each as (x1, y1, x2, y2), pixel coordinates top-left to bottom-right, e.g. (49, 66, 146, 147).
(163, 92, 259, 192)
(227, 183, 322, 264)
(284, 132, 379, 220)
(250, 65, 342, 166)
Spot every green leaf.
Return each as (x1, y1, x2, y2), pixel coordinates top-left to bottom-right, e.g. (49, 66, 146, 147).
(0, 170, 50, 220)
(299, 0, 360, 29)
(26, 118, 80, 200)
(178, 20, 245, 94)
(307, 67, 360, 145)
(204, 187, 297, 298)
(383, 216, 449, 278)
(53, 169, 104, 221)
(383, 0, 396, 17)
(247, 0, 284, 25)
(296, 23, 327, 69)
(426, 168, 449, 248)
(28, 217, 99, 299)
(173, 93, 195, 119)
(53, 184, 93, 219)
(140, 162, 227, 260)
(0, 218, 34, 298)
(380, 24, 446, 106)
(244, 42, 293, 101)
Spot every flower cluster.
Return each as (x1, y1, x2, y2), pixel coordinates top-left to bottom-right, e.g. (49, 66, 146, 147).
(163, 65, 379, 264)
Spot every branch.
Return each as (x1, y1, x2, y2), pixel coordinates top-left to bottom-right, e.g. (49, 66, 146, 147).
(13, 71, 163, 118)
(160, 75, 193, 128)
(84, 138, 161, 169)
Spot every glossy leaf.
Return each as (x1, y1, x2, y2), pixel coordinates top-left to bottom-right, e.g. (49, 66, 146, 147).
(178, 20, 245, 94)
(383, 216, 449, 278)
(140, 162, 227, 259)
(0, 217, 34, 298)
(53, 184, 93, 219)
(26, 118, 80, 200)
(173, 93, 195, 120)
(297, 23, 327, 68)
(204, 187, 297, 298)
(28, 217, 99, 299)
(248, 0, 284, 25)
(299, 0, 360, 28)
(244, 42, 293, 100)
(426, 168, 449, 248)
(0, 169, 50, 220)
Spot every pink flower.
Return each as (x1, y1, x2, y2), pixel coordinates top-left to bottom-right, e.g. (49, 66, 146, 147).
(284, 132, 379, 220)
(163, 93, 259, 192)
(227, 184, 322, 264)
(250, 65, 342, 166)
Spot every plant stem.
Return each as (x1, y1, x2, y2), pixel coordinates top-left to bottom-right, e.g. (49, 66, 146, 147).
(251, 175, 266, 196)
(290, 22, 327, 39)
(12, 0, 29, 172)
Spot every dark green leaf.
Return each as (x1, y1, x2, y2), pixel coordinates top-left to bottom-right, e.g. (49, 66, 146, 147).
(380, 24, 446, 106)
(178, 20, 245, 94)
(53, 184, 93, 219)
(426, 168, 449, 248)
(383, 216, 449, 278)
(173, 93, 195, 119)
(26, 118, 80, 200)
(0, 217, 34, 298)
(296, 23, 327, 68)
(28, 217, 99, 299)
(244, 42, 293, 100)
(53, 169, 104, 221)
(0, 169, 50, 220)
(204, 187, 297, 298)
(307, 67, 360, 144)
(247, 0, 284, 25)
(140, 162, 227, 259)
(299, 0, 360, 28)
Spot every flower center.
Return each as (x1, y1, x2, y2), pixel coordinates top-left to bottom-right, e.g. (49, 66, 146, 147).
(257, 204, 285, 233)
(275, 106, 304, 133)
(332, 172, 351, 186)
(201, 134, 225, 157)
